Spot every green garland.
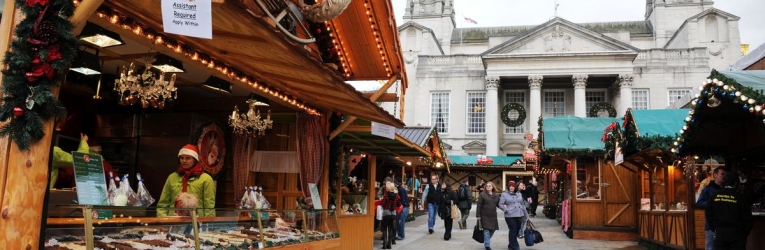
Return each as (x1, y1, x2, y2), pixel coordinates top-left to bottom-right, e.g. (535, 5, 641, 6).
(670, 69, 765, 158)
(501, 103, 526, 127)
(589, 102, 616, 118)
(0, 0, 77, 150)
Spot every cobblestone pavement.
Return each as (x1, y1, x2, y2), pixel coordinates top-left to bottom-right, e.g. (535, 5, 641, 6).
(374, 206, 645, 250)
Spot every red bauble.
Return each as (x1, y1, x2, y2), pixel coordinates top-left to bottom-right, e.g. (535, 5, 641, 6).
(13, 107, 24, 117)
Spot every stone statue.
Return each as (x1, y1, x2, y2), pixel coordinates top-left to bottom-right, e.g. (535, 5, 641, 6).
(297, 0, 353, 22)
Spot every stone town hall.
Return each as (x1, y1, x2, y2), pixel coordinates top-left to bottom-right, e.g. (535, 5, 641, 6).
(396, 0, 742, 157)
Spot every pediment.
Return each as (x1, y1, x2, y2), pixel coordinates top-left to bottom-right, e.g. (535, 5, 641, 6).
(483, 18, 640, 55)
(462, 141, 486, 150)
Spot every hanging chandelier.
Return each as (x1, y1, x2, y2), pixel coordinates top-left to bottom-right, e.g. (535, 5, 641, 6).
(229, 98, 273, 137)
(114, 61, 178, 109)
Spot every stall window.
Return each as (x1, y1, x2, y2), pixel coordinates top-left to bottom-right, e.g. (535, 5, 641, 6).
(668, 166, 688, 210)
(339, 149, 370, 215)
(640, 171, 651, 211)
(576, 159, 600, 200)
(651, 167, 667, 211)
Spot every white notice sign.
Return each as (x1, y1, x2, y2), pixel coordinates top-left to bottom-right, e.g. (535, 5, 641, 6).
(161, 0, 212, 39)
(371, 122, 396, 139)
(308, 183, 323, 209)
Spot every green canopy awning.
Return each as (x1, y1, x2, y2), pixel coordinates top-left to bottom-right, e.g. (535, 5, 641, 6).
(631, 109, 690, 137)
(542, 116, 620, 151)
(448, 155, 523, 166)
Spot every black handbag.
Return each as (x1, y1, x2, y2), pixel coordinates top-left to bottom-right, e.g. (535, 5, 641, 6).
(528, 220, 544, 243)
(472, 220, 484, 243)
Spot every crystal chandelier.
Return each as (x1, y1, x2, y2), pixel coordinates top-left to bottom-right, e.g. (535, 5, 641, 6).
(229, 99, 274, 136)
(114, 62, 178, 109)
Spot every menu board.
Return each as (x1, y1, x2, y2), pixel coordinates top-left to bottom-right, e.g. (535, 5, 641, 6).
(72, 152, 108, 205)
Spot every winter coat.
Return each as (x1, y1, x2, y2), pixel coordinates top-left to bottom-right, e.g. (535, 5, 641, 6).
(157, 172, 216, 217)
(438, 189, 458, 220)
(499, 191, 528, 219)
(696, 182, 722, 230)
(457, 183, 473, 210)
(526, 183, 539, 203)
(476, 191, 501, 230)
(50, 141, 89, 188)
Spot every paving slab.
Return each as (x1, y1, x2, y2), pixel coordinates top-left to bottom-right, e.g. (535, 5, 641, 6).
(373, 205, 646, 250)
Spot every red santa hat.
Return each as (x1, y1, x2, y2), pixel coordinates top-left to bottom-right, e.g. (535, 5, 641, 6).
(508, 180, 516, 187)
(178, 144, 199, 161)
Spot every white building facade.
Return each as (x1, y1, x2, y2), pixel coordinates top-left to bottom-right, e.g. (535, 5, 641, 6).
(395, 0, 742, 156)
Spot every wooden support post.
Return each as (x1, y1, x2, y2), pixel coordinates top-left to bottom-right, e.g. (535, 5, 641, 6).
(0, 2, 58, 249)
(70, 0, 105, 35)
(328, 75, 399, 140)
(399, 74, 405, 121)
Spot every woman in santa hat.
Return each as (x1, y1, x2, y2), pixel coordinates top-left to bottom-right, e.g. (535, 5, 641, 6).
(157, 144, 216, 217)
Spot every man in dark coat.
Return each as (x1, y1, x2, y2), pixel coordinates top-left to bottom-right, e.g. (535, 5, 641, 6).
(395, 178, 410, 240)
(706, 172, 752, 250)
(526, 180, 539, 217)
(697, 166, 725, 250)
(457, 180, 473, 229)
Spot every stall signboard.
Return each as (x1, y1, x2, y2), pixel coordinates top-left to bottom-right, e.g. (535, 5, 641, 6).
(72, 152, 108, 205)
(161, 0, 213, 39)
(371, 122, 395, 139)
(308, 183, 323, 209)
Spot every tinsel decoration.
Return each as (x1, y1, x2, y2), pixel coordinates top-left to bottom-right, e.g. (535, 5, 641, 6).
(0, 0, 77, 150)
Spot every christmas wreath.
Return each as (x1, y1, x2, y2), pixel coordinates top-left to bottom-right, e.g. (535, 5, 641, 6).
(501, 103, 526, 127)
(588, 102, 617, 118)
(0, 0, 77, 150)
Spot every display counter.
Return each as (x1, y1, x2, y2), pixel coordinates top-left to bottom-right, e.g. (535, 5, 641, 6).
(44, 206, 339, 250)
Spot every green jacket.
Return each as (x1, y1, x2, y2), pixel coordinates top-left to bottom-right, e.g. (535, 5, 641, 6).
(50, 141, 89, 188)
(157, 172, 216, 217)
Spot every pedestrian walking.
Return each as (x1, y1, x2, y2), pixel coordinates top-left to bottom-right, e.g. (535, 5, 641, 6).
(457, 180, 473, 229)
(380, 182, 402, 249)
(438, 181, 458, 241)
(476, 181, 501, 250)
(500, 180, 529, 250)
(526, 180, 539, 217)
(706, 172, 752, 250)
(697, 166, 726, 250)
(420, 175, 442, 234)
(395, 178, 409, 240)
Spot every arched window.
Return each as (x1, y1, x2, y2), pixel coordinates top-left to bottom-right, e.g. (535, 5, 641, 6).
(705, 15, 719, 42)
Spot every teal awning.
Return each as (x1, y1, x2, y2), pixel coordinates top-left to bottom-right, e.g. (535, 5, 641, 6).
(631, 109, 689, 137)
(449, 155, 522, 166)
(542, 116, 620, 150)
(719, 71, 765, 92)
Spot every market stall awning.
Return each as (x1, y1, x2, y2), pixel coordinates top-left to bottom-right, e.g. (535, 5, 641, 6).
(448, 155, 524, 168)
(94, 0, 404, 127)
(630, 109, 690, 137)
(339, 124, 430, 157)
(541, 116, 620, 156)
(671, 70, 765, 158)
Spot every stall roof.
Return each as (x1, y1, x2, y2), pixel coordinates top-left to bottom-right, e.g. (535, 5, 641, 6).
(718, 71, 765, 92)
(339, 121, 431, 157)
(96, 0, 404, 127)
(541, 116, 620, 151)
(630, 109, 689, 137)
(331, 0, 408, 90)
(449, 155, 523, 166)
(397, 126, 435, 147)
(671, 70, 765, 158)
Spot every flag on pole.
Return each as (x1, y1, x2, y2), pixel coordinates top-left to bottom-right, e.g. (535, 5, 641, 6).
(463, 16, 478, 24)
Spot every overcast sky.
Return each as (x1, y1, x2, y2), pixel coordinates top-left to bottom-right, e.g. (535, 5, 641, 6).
(392, 0, 765, 50)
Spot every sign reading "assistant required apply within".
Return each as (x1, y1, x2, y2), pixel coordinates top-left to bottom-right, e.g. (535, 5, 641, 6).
(161, 0, 212, 39)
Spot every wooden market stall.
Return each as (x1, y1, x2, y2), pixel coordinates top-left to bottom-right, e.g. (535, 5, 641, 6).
(333, 120, 445, 249)
(0, 0, 410, 248)
(538, 116, 639, 241)
(667, 70, 765, 250)
(605, 109, 693, 249)
(444, 155, 531, 193)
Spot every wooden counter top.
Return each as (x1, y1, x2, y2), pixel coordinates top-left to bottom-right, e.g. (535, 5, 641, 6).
(47, 216, 260, 226)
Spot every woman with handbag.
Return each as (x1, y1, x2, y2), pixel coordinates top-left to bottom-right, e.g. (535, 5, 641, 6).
(380, 182, 401, 249)
(500, 180, 529, 250)
(438, 181, 458, 241)
(476, 181, 501, 250)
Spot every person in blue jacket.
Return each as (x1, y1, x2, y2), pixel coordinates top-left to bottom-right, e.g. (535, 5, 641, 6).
(696, 166, 725, 250)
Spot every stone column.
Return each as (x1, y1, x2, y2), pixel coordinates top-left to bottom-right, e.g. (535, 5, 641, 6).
(573, 74, 588, 117)
(528, 75, 543, 138)
(618, 74, 634, 115)
(485, 76, 500, 156)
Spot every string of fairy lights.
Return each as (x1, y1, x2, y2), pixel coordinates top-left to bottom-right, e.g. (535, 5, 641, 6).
(80, 2, 321, 116)
(363, 0, 394, 77)
(324, 21, 352, 78)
